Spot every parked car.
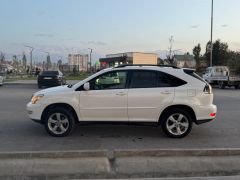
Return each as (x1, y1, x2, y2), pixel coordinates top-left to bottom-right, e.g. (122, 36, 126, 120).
(0, 75, 3, 86)
(202, 66, 240, 89)
(37, 70, 66, 88)
(27, 65, 217, 138)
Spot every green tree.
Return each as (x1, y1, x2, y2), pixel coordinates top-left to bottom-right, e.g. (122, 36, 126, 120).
(205, 39, 229, 66)
(193, 43, 201, 69)
(227, 51, 240, 74)
(12, 55, 18, 68)
(0, 52, 5, 64)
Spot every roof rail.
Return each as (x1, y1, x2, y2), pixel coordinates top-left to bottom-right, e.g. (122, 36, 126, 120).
(114, 64, 180, 69)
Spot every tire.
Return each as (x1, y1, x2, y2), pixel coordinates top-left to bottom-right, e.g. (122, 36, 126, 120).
(44, 107, 75, 137)
(234, 85, 239, 89)
(218, 81, 225, 89)
(161, 108, 193, 138)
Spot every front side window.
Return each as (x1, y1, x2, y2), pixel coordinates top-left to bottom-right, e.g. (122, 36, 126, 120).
(89, 71, 127, 90)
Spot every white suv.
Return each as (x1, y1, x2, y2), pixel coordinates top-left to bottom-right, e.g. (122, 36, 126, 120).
(26, 65, 217, 138)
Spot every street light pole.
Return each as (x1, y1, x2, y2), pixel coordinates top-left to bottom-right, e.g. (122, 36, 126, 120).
(24, 45, 34, 73)
(210, 0, 214, 67)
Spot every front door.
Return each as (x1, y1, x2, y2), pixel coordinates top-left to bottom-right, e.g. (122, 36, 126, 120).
(79, 70, 128, 121)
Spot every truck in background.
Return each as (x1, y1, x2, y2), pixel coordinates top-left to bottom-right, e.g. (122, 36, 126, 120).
(202, 66, 240, 89)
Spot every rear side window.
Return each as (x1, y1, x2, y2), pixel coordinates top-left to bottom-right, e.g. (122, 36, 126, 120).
(158, 71, 186, 87)
(184, 69, 205, 83)
(129, 70, 186, 88)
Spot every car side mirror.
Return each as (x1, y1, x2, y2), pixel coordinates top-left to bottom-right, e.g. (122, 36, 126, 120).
(83, 82, 90, 91)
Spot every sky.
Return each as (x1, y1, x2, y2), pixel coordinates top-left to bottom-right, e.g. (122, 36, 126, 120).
(0, 0, 240, 62)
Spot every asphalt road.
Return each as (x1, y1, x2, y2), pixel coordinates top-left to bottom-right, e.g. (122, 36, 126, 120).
(0, 84, 240, 152)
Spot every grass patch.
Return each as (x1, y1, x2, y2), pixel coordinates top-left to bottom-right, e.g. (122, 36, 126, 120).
(5, 74, 91, 81)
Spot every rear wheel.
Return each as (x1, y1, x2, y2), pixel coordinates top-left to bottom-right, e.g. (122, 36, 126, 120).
(218, 81, 226, 89)
(44, 107, 75, 137)
(161, 109, 193, 138)
(234, 85, 239, 89)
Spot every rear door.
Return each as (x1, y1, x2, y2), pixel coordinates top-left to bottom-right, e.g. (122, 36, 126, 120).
(127, 70, 176, 122)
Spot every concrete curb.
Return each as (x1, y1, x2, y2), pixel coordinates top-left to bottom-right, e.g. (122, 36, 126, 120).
(0, 149, 240, 179)
(113, 149, 240, 178)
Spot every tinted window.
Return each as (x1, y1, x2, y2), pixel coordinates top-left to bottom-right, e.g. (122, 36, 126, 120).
(89, 71, 127, 90)
(158, 72, 186, 87)
(130, 71, 158, 88)
(41, 71, 59, 76)
(130, 70, 186, 88)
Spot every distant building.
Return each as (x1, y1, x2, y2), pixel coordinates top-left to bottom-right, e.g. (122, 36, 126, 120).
(174, 54, 196, 68)
(68, 54, 88, 72)
(99, 52, 158, 68)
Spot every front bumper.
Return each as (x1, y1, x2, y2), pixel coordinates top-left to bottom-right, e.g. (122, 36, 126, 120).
(26, 102, 45, 123)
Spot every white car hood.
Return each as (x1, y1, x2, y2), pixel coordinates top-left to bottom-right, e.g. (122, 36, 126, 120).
(34, 85, 72, 96)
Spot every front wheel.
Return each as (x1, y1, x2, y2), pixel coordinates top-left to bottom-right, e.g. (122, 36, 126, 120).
(161, 109, 193, 138)
(44, 107, 75, 137)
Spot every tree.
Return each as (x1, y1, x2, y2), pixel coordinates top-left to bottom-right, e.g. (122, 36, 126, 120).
(46, 55, 52, 70)
(205, 39, 229, 66)
(12, 55, 18, 68)
(22, 53, 27, 70)
(193, 44, 201, 69)
(227, 51, 240, 74)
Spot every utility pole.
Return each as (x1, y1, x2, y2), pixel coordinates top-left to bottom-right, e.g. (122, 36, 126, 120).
(24, 45, 34, 73)
(210, 0, 214, 67)
(88, 48, 93, 72)
(167, 36, 174, 64)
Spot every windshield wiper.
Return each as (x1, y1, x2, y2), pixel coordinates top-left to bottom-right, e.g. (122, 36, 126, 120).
(67, 84, 73, 88)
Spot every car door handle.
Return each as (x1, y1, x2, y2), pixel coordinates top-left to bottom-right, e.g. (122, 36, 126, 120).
(116, 92, 126, 96)
(161, 91, 172, 94)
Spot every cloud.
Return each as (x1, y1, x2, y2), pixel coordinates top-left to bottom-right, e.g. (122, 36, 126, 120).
(36, 10, 46, 16)
(34, 33, 55, 38)
(221, 24, 228, 27)
(190, 25, 199, 29)
(79, 41, 107, 46)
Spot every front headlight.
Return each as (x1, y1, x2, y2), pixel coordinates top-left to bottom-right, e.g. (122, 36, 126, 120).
(31, 94, 44, 104)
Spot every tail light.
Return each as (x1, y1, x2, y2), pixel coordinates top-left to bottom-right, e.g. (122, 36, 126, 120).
(53, 76, 59, 80)
(210, 113, 216, 117)
(203, 84, 212, 94)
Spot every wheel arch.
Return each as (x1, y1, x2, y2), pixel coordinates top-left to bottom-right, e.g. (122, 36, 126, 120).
(41, 103, 79, 124)
(159, 104, 197, 124)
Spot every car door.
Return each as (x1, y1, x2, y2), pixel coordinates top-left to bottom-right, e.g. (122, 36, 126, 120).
(127, 70, 175, 122)
(79, 70, 128, 121)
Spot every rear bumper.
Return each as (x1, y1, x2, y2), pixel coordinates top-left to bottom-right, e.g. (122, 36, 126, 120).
(38, 79, 61, 87)
(194, 104, 217, 124)
(195, 118, 214, 125)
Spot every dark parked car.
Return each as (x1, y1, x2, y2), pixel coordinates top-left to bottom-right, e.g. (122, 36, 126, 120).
(38, 70, 66, 88)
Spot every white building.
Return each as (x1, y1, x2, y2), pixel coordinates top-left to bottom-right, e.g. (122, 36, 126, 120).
(68, 54, 88, 72)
